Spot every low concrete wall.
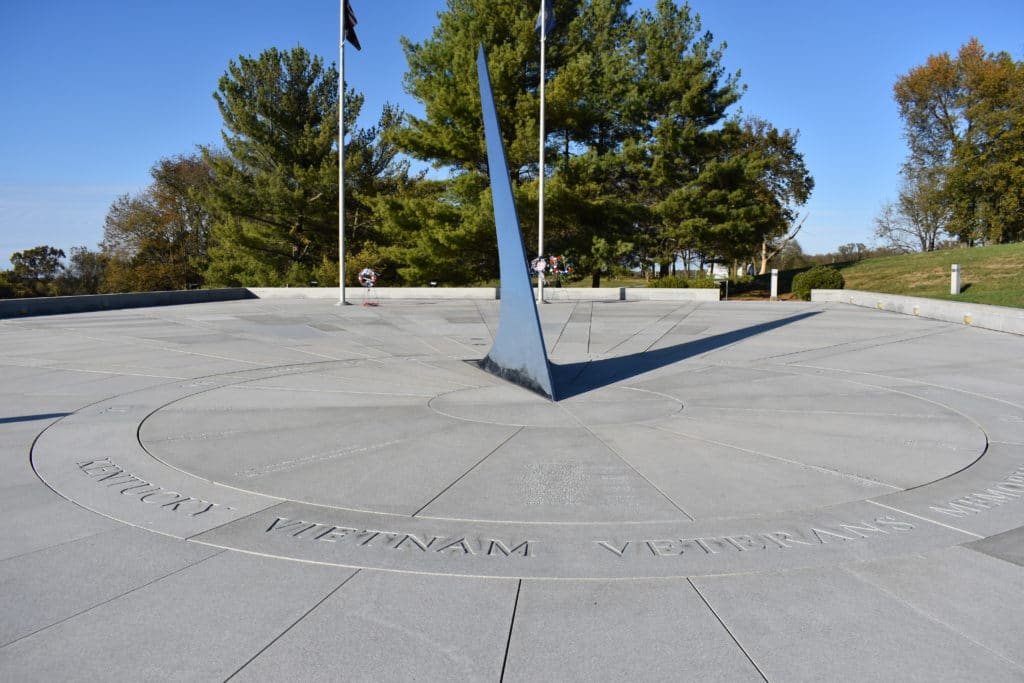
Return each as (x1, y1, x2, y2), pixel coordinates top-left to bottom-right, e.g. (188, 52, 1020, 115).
(812, 289, 1024, 335)
(541, 287, 622, 302)
(0, 285, 726, 318)
(249, 287, 721, 302)
(625, 287, 721, 302)
(248, 287, 496, 300)
(0, 288, 254, 319)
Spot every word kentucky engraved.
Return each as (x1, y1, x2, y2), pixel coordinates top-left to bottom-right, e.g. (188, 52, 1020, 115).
(77, 458, 232, 517)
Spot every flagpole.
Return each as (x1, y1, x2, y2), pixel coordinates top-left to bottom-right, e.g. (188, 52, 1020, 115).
(537, 1, 547, 304)
(337, 1, 348, 305)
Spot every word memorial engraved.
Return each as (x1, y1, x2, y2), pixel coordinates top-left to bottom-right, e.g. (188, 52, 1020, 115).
(929, 465, 1024, 518)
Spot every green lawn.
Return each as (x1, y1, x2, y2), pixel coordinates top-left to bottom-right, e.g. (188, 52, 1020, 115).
(470, 243, 1022, 308)
(835, 243, 1024, 309)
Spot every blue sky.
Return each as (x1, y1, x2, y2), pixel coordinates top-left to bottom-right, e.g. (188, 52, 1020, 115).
(1, 0, 1022, 267)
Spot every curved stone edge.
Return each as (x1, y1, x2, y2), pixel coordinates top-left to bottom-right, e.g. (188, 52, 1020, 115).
(26, 365, 1024, 579)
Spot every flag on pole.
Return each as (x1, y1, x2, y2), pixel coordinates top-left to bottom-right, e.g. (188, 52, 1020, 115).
(537, 0, 555, 39)
(344, 0, 362, 50)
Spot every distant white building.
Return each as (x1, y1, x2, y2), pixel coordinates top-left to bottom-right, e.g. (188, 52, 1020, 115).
(708, 263, 730, 280)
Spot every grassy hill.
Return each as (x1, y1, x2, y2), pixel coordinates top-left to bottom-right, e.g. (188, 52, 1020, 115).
(484, 243, 1023, 308)
(834, 242, 1024, 309)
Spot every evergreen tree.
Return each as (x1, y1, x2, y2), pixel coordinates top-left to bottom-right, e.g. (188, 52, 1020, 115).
(202, 46, 411, 286)
(9, 246, 65, 296)
(387, 0, 811, 285)
(202, 47, 339, 286)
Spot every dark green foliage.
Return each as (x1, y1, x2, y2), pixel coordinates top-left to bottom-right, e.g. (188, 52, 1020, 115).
(58, 247, 109, 295)
(202, 46, 411, 286)
(70, 4, 816, 288)
(791, 265, 844, 300)
(0, 271, 23, 298)
(646, 274, 718, 288)
(374, 175, 498, 286)
(6, 245, 65, 297)
(11, 245, 64, 282)
(201, 47, 339, 286)
(387, 0, 812, 284)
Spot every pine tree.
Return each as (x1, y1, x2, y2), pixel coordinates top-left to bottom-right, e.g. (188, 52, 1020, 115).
(201, 47, 339, 286)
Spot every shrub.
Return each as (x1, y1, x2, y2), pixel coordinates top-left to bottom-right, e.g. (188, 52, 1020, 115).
(791, 265, 845, 300)
(647, 274, 719, 288)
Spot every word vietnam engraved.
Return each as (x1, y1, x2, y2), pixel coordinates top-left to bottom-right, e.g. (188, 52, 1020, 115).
(266, 516, 532, 558)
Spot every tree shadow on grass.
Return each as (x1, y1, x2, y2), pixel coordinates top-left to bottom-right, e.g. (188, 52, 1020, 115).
(551, 311, 820, 400)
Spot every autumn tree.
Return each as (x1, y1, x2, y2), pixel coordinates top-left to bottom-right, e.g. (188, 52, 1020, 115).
(100, 155, 214, 292)
(894, 39, 1024, 245)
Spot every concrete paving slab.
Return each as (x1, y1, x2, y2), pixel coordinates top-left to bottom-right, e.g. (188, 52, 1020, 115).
(846, 546, 1024, 667)
(0, 525, 220, 646)
(592, 423, 894, 518)
(0, 551, 354, 681)
(503, 578, 763, 682)
(412, 424, 690, 523)
(0, 482, 119, 561)
(1, 298, 1023, 678)
(233, 569, 516, 682)
(692, 565, 1024, 681)
(967, 525, 1024, 567)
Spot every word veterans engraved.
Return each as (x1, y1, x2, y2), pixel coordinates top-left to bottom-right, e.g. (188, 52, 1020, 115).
(266, 517, 532, 558)
(77, 459, 233, 517)
(596, 516, 915, 559)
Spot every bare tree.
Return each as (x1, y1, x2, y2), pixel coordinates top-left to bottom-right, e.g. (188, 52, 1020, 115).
(874, 170, 950, 252)
(759, 214, 806, 274)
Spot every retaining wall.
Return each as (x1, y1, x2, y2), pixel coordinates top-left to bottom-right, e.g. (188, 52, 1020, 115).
(250, 287, 721, 302)
(0, 288, 254, 319)
(812, 289, 1024, 335)
(0, 286, 722, 318)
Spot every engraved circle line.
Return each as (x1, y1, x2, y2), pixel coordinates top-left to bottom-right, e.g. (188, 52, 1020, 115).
(136, 363, 992, 526)
(29, 359, 1003, 532)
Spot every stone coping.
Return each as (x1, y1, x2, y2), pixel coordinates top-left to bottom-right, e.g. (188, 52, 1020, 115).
(0, 288, 254, 318)
(1, 286, 721, 317)
(252, 286, 720, 302)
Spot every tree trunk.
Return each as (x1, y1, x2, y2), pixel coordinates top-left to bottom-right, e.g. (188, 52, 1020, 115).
(759, 214, 807, 274)
(591, 272, 601, 288)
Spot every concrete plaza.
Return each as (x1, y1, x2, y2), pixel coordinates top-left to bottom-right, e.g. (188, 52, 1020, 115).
(2, 297, 1023, 680)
